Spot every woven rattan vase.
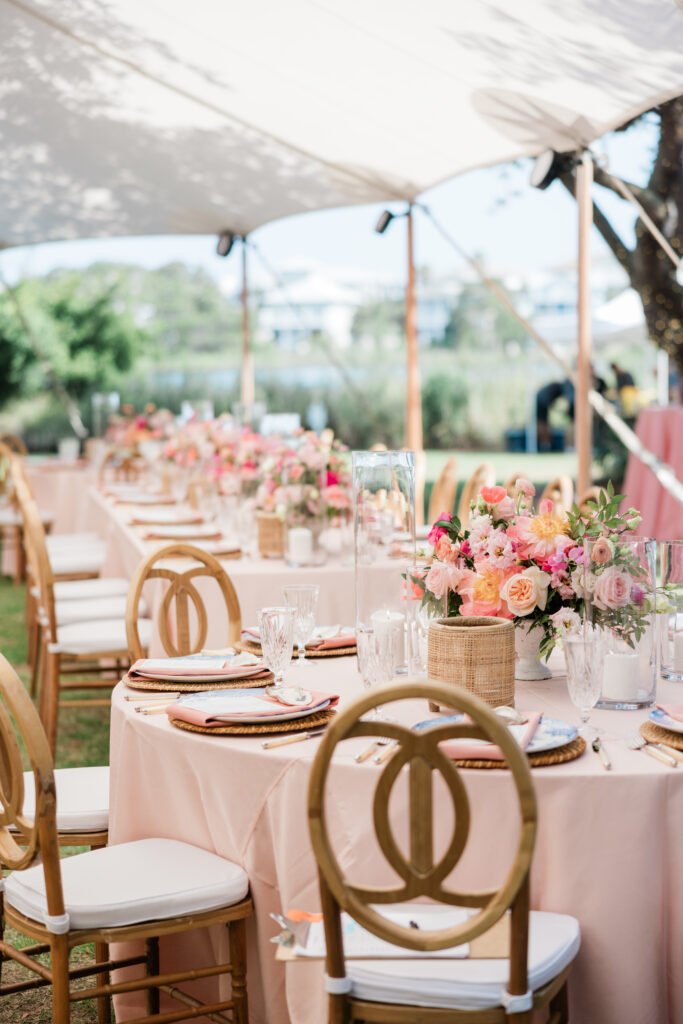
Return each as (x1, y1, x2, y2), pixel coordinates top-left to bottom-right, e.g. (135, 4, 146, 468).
(427, 616, 515, 709)
(256, 512, 285, 558)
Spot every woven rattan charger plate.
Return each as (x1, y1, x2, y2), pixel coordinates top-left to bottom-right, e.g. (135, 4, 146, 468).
(123, 671, 275, 693)
(234, 640, 356, 659)
(451, 736, 586, 770)
(640, 720, 683, 749)
(169, 707, 337, 736)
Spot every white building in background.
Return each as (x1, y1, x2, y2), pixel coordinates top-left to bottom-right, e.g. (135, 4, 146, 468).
(256, 268, 360, 349)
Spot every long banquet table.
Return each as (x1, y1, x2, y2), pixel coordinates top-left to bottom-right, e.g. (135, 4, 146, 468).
(109, 655, 683, 1024)
(86, 487, 400, 632)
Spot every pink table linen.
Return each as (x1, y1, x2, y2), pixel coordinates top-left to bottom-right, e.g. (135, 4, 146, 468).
(622, 406, 683, 539)
(87, 487, 399, 638)
(109, 657, 683, 1024)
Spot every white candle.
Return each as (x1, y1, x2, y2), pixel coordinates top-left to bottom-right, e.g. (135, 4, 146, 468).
(674, 632, 683, 672)
(602, 651, 640, 701)
(287, 527, 313, 565)
(371, 609, 406, 671)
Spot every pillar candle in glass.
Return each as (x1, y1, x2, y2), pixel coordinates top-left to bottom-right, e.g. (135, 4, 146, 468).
(583, 536, 657, 710)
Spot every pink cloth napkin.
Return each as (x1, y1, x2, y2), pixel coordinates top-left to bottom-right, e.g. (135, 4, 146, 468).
(143, 526, 222, 539)
(306, 632, 356, 651)
(168, 689, 339, 727)
(128, 658, 268, 680)
(437, 712, 543, 761)
(242, 627, 261, 641)
(131, 510, 203, 524)
(656, 703, 683, 723)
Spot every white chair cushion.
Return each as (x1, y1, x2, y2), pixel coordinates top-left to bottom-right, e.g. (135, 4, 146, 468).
(5, 838, 249, 930)
(53, 578, 130, 601)
(46, 532, 103, 549)
(0, 508, 54, 527)
(55, 617, 152, 655)
(346, 908, 580, 1011)
(20, 767, 109, 833)
(56, 595, 146, 627)
(49, 548, 106, 576)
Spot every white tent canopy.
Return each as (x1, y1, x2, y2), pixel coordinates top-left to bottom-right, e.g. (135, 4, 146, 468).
(2, 0, 683, 248)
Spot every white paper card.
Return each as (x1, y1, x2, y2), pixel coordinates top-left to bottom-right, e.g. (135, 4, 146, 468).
(294, 910, 469, 959)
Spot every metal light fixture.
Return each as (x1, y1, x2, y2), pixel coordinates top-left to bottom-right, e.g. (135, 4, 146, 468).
(374, 210, 395, 234)
(216, 231, 236, 257)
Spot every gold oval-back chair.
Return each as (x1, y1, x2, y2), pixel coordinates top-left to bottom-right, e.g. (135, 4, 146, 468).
(576, 486, 607, 517)
(502, 471, 527, 501)
(427, 457, 458, 525)
(538, 476, 574, 516)
(308, 681, 578, 1023)
(0, 433, 28, 455)
(0, 652, 252, 1024)
(97, 446, 147, 489)
(126, 543, 242, 662)
(457, 462, 495, 526)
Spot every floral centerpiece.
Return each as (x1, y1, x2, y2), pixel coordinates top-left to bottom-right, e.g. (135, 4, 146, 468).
(410, 479, 643, 669)
(106, 404, 174, 446)
(255, 431, 351, 525)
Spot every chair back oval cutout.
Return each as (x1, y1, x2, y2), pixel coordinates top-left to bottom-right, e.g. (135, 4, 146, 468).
(539, 475, 574, 515)
(126, 543, 242, 660)
(308, 680, 536, 956)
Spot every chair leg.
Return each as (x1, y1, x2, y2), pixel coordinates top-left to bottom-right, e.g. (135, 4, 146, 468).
(145, 936, 160, 1016)
(549, 982, 569, 1023)
(51, 934, 71, 1024)
(95, 941, 112, 1024)
(228, 919, 248, 1024)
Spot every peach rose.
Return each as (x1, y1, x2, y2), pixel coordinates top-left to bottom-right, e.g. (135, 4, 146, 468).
(500, 566, 551, 616)
(592, 566, 631, 611)
(480, 485, 507, 505)
(435, 535, 455, 562)
(591, 537, 613, 565)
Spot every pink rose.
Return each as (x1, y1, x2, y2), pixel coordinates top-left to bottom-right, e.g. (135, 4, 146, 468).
(592, 566, 631, 611)
(480, 485, 507, 505)
(515, 477, 536, 499)
(493, 495, 516, 519)
(425, 562, 450, 601)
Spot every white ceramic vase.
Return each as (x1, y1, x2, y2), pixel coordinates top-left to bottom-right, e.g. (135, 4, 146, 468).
(514, 621, 552, 680)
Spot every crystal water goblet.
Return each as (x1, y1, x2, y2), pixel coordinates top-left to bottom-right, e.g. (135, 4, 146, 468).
(564, 625, 606, 735)
(356, 626, 393, 719)
(283, 584, 320, 665)
(258, 606, 296, 689)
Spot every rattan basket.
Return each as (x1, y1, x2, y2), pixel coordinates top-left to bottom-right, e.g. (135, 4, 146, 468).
(257, 511, 285, 558)
(427, 616, 515, 709)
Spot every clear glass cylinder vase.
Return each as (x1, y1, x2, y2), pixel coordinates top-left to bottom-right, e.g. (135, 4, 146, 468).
(583, 536, 657, 709)
(352, 451, 415, 671)
(659, 539, 683, 682)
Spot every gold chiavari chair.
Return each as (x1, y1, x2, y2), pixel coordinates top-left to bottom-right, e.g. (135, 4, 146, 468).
(427, 457, 458, 525)
(22, 498, 152, 754)
(0, 444, 55, 585)
(539, 477, 574, 516)
(0, 652, 252, 1024)
(126, 543, 242, 661)
(307, 681, 580, 1024)
(457, 462, 495, 526)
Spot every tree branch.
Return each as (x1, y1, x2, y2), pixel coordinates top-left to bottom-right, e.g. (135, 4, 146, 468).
(592, 164, 668, 222)
(559, 173, 634, 277)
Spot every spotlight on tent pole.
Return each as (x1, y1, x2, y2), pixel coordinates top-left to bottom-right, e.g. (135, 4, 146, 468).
(530, 149, 578, 190)
(375, 210, 395, 234)
(216, 231, 236, 257)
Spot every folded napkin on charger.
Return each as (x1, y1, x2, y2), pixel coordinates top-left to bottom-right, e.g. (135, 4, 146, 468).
(168, 687, 339, 727)
(656, 703, 683, 723)
(306, 632, 356, 651)
(434, 712, 543, 761)
(242, 626, 261, 641)
(128, 653, 267, 681)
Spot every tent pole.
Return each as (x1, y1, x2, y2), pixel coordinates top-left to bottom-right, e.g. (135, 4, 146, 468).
(240, 236, 255, 408)
(576, 154, 593, 498)
(405, 204, 425, 523)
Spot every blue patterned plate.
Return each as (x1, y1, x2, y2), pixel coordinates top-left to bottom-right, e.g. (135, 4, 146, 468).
(649, 707, 683, 734)
(412, 715, 578, 754)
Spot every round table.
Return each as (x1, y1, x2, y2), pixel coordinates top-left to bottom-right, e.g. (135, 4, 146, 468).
(109, 658, 683, 1024)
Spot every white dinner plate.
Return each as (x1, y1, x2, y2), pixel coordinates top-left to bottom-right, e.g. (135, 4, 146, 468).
(649, 707, 683, 734)
(412, 715, 578, 754)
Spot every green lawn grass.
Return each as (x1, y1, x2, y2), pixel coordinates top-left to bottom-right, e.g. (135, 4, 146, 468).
(0, 575, 107, 1023)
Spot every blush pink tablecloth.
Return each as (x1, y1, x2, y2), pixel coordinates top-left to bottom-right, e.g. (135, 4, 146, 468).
(109, 658, 683, 1024)
(622, 406, 683, 540)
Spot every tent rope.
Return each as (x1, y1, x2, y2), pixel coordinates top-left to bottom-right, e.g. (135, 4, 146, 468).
(418, 203, 683, 508)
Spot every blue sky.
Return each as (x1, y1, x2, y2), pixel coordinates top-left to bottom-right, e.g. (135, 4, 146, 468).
(0, 119, 657, 287)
